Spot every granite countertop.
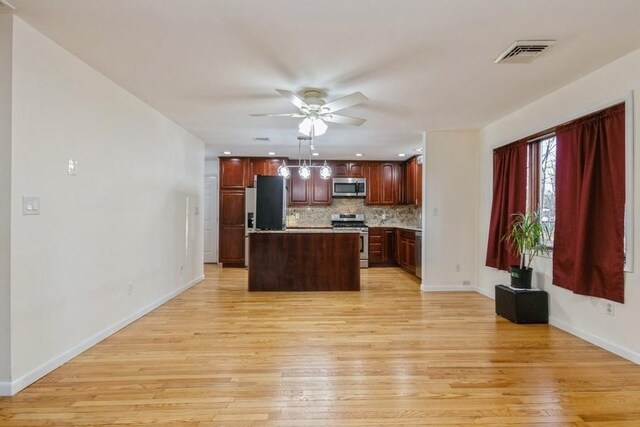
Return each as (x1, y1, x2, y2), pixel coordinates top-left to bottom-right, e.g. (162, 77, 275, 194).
(249, 228, 360, 234)
(369, 224, 422, 232)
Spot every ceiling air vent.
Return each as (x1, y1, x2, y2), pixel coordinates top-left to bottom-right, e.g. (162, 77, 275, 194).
(0, 1, 16, 11)
(495, 40, 556, 64)
(252, 137, 270, 142)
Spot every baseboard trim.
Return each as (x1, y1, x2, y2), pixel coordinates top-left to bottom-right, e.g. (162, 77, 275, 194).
(4, 274, 205, 396)
(549, 316, 640, 366)
(472, 286, 640, 366)
(420, 284, 475, 292)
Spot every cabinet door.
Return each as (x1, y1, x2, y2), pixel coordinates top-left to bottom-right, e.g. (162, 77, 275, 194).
(365, 163, 382, 205)
(266, 159, 284, 176)
(288, 172, 309, 205)
(406, 157, 417, 205)
(368, 228, 384, 264)
(310, 170, 332, 205)
(332, 162, 349, 177)
(219, 226, 245, 264)
(384, 228, 396, 263)
(220, 190, 245, 226)
(381, 163, 398, 205)
(416, 159, 423, 206)
(350, 162, 367, 177)
(220, 158, 248, 189)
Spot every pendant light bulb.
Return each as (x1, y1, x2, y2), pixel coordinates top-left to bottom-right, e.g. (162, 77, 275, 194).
(277, 163, 291, 179)
(319, 161, 332, 180)
(298, 161, 311, 180)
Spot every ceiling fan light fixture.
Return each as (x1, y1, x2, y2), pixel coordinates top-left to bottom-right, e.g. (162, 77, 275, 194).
(298, 117, 328, 136)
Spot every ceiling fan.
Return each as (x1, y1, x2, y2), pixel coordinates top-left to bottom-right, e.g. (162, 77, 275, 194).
(251, 88, 368, 136)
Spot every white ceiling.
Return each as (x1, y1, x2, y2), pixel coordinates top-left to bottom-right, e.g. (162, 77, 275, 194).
(8, 0, 640, 160)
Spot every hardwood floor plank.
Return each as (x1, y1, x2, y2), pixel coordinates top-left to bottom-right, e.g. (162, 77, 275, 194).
(1, 265, 640, 425)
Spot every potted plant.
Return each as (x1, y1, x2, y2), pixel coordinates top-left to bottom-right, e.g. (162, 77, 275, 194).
(503, 210, 549, 289)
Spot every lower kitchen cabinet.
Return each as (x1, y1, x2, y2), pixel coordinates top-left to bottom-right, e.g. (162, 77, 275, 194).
(369, 227, 397, 266)
(396, 229, 416, 274)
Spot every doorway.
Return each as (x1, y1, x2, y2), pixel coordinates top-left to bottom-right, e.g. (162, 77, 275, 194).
(204, 176, 218, 263)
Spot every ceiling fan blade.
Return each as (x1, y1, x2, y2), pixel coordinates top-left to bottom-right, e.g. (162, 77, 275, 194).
(322, 92, 368, 113)
(322, 114, 367, 126)
(275, 89, 309, 110)
(250, 113, 305, 118)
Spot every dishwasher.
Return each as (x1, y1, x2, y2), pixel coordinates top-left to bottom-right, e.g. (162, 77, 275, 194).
(415, 231, 422, 279)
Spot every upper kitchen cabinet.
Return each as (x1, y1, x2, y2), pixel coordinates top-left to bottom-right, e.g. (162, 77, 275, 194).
(246, 158, 284, 186)
(332, 161, 367, 178)
(288, 161, 332, 206)
(403, 156, 423, 206)
(366, 162, 400, 205)
(220, 157, 248, 189)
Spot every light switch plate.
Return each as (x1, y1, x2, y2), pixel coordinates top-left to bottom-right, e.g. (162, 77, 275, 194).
(68, 159, 78, 176)
(22, 196, 40, 215)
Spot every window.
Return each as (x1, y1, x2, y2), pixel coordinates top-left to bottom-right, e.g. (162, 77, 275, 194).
(527, 135, 556, 248)
(539, 136, 556, 247)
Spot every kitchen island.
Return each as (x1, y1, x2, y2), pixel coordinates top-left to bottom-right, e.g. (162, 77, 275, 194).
(248, 229, 360, 291)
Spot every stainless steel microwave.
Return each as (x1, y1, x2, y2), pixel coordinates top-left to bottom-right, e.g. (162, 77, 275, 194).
(332, 177, 366, 197)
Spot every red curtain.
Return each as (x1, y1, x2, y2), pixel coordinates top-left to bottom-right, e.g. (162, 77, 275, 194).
(553, 104, 625, 303)
(486, 140, 528, 271)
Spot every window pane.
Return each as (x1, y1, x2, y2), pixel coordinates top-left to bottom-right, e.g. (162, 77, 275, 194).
(539, 136, 556, 247)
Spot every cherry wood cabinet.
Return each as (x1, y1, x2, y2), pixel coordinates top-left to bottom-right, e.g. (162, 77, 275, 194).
(246, 158, 284, 186)
(366, 162, 400, 205)
(287, 162, 331, 206)
(220, 158, 248, 189)
(332, 161, 367, 177)
(369, 227, 397, 266)
(397, 229, 416, 274)
(218, 190, 245, 266)
(401, 156, 423, 206)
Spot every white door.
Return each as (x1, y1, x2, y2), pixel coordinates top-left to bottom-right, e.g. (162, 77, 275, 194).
(204, 176, 218, 263)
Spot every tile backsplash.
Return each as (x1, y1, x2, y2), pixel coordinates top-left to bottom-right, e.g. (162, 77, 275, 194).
(288, 198, 421, 228)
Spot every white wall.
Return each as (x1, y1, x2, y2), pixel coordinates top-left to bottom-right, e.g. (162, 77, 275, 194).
(0, 12, 12, 385)
(422, 131, 479, 291)
(477, 48, 640, 363)
(205, 159, 219, 176)
(8, 18, 204, 391)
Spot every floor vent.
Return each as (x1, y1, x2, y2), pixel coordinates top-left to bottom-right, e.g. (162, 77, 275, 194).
(495, 40, 556, 64)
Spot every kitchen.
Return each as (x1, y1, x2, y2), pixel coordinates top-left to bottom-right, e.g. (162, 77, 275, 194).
(218, 155, 423, 291)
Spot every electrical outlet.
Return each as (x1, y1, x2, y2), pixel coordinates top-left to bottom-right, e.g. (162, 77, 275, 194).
(463, 280, 471, 286)
(382, 213, 386, 220)
(605, 302, 615, 316)
(127, 283, 133, 296)
(295, 213, 300, 219)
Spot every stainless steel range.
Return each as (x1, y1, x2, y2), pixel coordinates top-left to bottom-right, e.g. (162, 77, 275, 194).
(331, 213, 368, 268)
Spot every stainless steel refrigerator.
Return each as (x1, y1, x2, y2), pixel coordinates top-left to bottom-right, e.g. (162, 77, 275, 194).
(244, 187, 256, 268)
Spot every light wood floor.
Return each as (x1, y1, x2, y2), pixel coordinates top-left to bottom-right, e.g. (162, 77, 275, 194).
(2, 265, 640, 426)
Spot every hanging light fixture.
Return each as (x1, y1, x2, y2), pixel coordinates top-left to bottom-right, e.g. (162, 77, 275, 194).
(277, 160, 291, 179)
(319, 161, 332, 180)
(298, 160, 311, 180)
